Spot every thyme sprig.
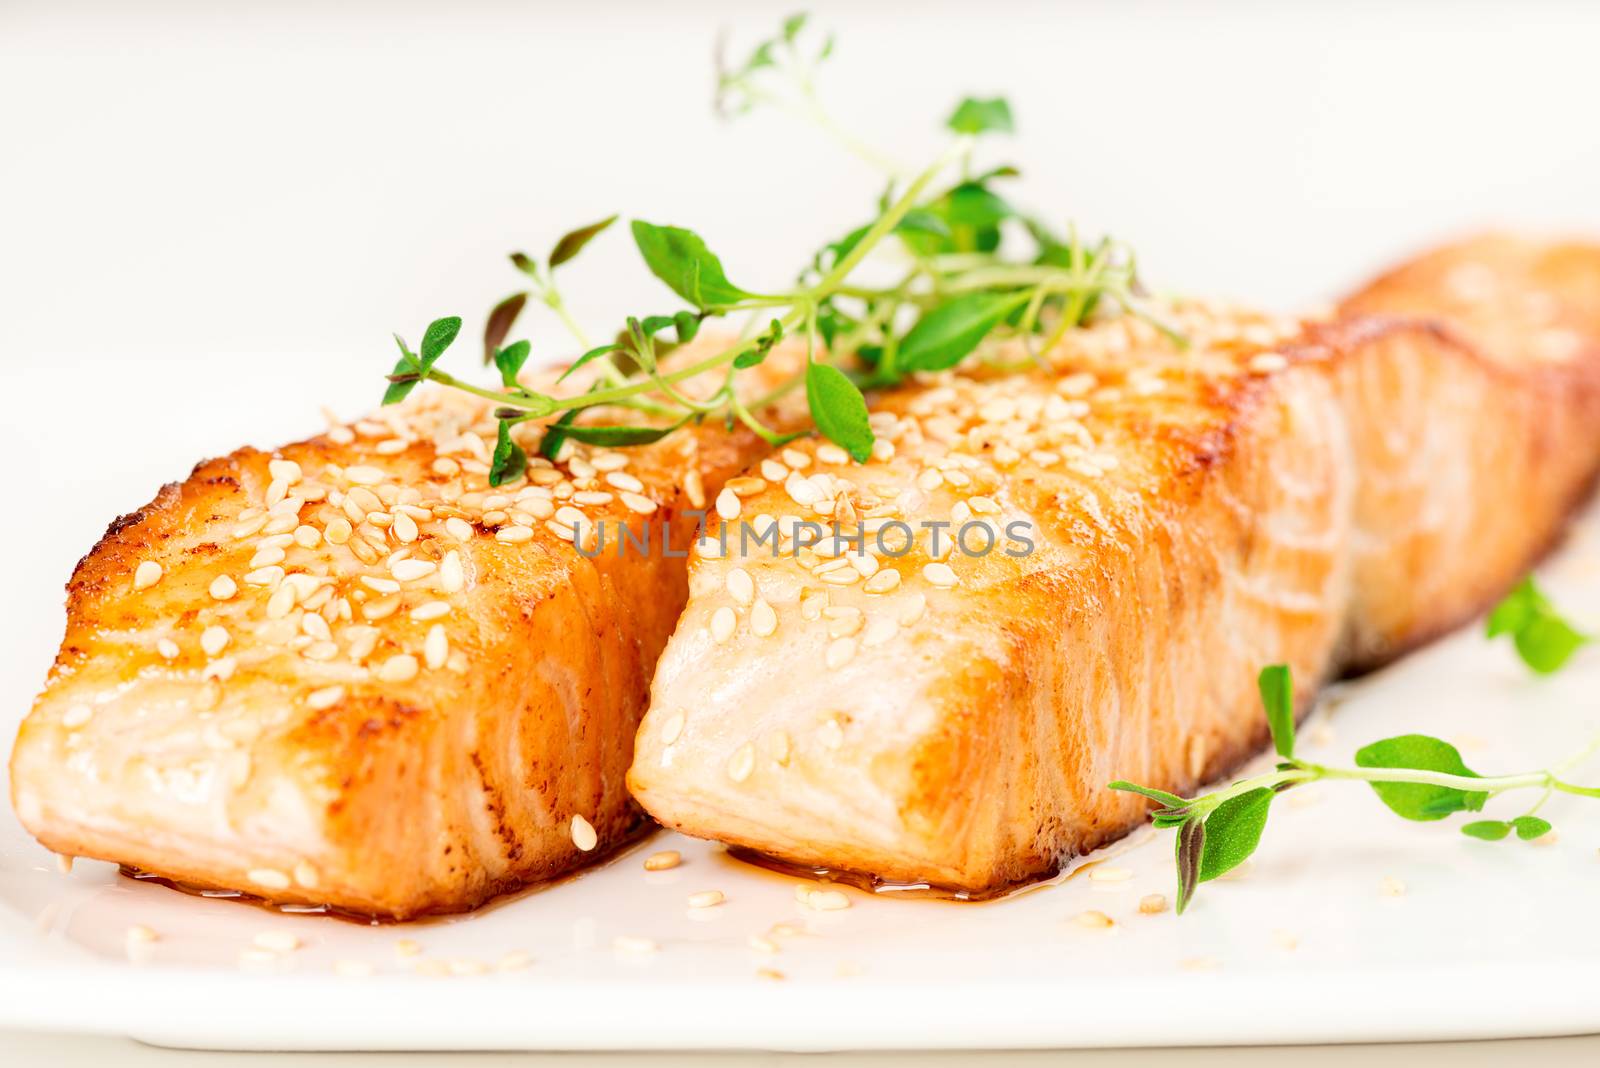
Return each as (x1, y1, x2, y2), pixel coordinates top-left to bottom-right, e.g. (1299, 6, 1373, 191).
(380, 13, 1180, 485)
(1111, 663, 1600, 914)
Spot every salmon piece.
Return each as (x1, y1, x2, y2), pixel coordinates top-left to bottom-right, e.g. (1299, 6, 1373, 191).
(628, 237, 1600, 895)
(10, 344, 805, 918)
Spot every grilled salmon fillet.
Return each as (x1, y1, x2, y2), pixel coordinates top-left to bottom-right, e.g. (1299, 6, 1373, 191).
(628, 236, 1600, 895)
(10, 343, 806, 918)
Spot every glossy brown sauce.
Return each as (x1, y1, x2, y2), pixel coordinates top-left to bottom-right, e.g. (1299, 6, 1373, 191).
(722, 846, 1089, 902)
(117, 819, 659, 926)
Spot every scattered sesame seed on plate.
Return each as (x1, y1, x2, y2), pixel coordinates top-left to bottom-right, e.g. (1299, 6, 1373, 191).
(644, 850, 681, 872)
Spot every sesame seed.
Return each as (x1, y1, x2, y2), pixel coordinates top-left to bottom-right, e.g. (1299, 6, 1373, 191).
(62, 705, 93, 729)
(324, 517, 353, 545)
(785, 474, 822, 506)
(126, 924, 159, 945)
(156, 638, 180, 660)
(863, 570, 900, 594)
(727, 743, 755, 783)
(644, 850, 681, 872)
(444, 516, 474, 542)
(496, 525, 534, 544)
(825, 637, 857, 669)
(767, 730, 791, 765)
(392, 512, 419, 543)
(266, 584, 296, 619)
(716, 487, 742, 521)
(605, 471, 645, 493)
(1139, 894, 1169, 915)
(759, 459, 788, 481)
(817, 443, 850, 466)
(378, 654, 419, 683)
(361, 575, 400, 595)
(248, 868, 291, 891)
(209, 575, 238, 601)
(268, 459, 303, 484)
(345, 465, 384, 486)
(570, 814, 598, 852)
(245, 565, 285, 587)
(781, 448, 810, 469)
(1380, 876, 1406, 897)
(922, 562, 958, 588)
(612, 936, 657, 955)
(710, 606, 737, 644)
(1089, 866, 1133, 883)
(294, 524, 322, 549)
(391, 559, 436, 582)
(748, 936, 779, 955)
(253, 931, 301, 953)
(687, 890, 725, 909)
(750, 598, 777, 637)
(394, 939, 422, 958)
(620, 491, 657, 515)
(861, 617, 897, 647)
(250, 545, 287, 568)
(1072, 910, 1114, 930)
(659, 711, 685, 745)
(134, 561, 162, 591)
(726, 568, 755, 605)
(200, 626, 230, 657)
(424, 624, 448, 670)
(410, 600, 450, 622)
(806, 889, 850, 911)
(203, 656, 237, 681)
(293, 861, 319, 888)
(361, 594, 400, 620)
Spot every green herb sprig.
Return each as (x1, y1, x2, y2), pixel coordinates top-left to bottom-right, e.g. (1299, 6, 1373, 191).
(1111, 663, 1600, 914)
(378, 13, 1179, 485)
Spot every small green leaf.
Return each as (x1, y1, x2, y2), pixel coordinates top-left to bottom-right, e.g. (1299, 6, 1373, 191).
(898, 291, 1029, 372)
(1108, 781, 1188, 809)
(1174, 817, 1205, 914)
(539, 409, 581, 460)
(1354, 735, 1487, 821)
(631, 220, 752, 309)
(510, 251, 540, 278)
(805, 362, 873, 463)
(558, 421, 684, 448)
(556, 343, 622, 384)
(420, 316, 463, 364)
(673, 310, 701, 343)
(1512, 816, 1553, 840)
(946, 96, 1015, 136)
(1197, 788, 1273, 884)
(382, 317, 460, 405)
(781, 12, 807, 41)
(493, 340, 531, 388)
(484, 292, 528, 365)
(895, 209, 951, 237)
(1515, 615, 1589, 675)
(735, 320, 784, 369)
(943, 183, 1014, 229)
(489, 421, 527, 487)
(1461, 820, 1512, 841)
(1257, 664, 1296, 759)
(1487, 577, 1590, 674)
(548, 214, 618, 269)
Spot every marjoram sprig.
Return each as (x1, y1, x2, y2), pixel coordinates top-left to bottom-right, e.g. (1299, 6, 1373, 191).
(380, 12, 1178, 485)
(1112, 653, 1600, 914)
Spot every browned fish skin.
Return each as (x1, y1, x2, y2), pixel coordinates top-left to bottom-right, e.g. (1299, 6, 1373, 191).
(10, 347, 803, 918)
(628, 237, 1600, 895)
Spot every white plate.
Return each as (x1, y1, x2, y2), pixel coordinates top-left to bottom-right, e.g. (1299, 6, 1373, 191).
(3, 360, 1600, 1050)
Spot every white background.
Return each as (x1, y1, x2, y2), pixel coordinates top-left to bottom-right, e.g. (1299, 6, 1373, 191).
(4, 1, 1600, 1061)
